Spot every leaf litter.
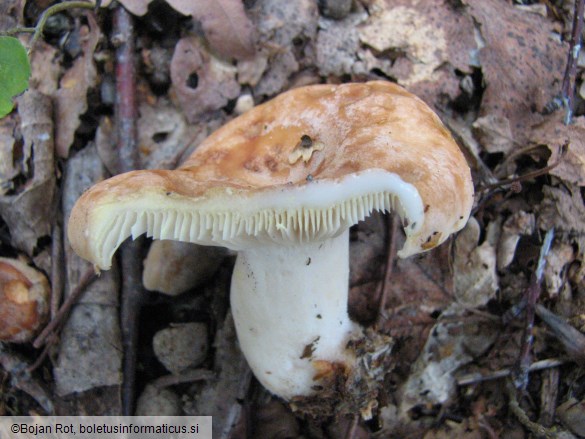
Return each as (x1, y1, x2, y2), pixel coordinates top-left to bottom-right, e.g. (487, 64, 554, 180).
(1, 0, 585, 437)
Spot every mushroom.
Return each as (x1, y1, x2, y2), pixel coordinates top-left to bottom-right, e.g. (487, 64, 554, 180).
(67, 81, 473, 402)
(0, 257, 50, 343)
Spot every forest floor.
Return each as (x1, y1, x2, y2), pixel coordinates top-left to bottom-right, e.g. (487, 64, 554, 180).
(1, 0, 585, 438)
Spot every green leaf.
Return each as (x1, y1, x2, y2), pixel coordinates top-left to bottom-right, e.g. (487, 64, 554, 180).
(0, 36, 31, 118)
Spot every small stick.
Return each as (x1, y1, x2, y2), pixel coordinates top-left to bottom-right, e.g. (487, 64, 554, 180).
(150, 369, 215, 390)
(113, 5, 142, 416)
(343, 415, 359, 439)
(50, 223, 64, 319)
(506, 379, 559, 439)
(0, 345, 54, 413)
(375, 214, 400, 326)
(32, 268, 96, 349)
(512, 228, 554, 391)
(480, 143, 567, 191)
(539, 367, 559, 427)
(561, 0, 585, 125)
(456, 358, 565, 386)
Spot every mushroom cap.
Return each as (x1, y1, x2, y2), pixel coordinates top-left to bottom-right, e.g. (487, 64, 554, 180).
(68, 81, 473, 269)
(0, 257, 50, 343)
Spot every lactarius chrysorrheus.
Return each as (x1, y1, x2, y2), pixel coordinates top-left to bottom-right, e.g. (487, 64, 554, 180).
(68, 81, 473, 409)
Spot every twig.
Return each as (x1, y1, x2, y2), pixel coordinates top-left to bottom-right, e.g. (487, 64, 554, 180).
(375, 214, 400, 326)
(113, 5, 142, 416)
(506, 379, 559, 439)
(50, 223, 64, 319)
(535, 304, 585, 365)
(150, 369, 215, 390)
(480, 143, 567, 191)
(561, 0, 585, 125)
(0, 345, 54, 413)
(32, 268, 96, 349)
(343, 415, 359, 439)
(456, 358, 565, 386)
(512, 228, 554, 391)
(539, 367, 560, 427)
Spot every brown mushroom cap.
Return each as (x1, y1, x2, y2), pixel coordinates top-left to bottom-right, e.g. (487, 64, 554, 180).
(0, 258, 50, 343)
(68, 81, 473, 269)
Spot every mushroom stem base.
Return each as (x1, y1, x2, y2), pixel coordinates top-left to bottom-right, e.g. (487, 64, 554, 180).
(230, 230, 358, 399)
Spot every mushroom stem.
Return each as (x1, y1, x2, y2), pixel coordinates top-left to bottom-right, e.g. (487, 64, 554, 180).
(230, 229, 358, 399)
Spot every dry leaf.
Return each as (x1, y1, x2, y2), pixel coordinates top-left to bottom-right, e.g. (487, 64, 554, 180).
(538, 184, 585, 235)
(170, 36, 240, 123)
(0, 115, 20, 194)
(0, 90, 55, 256)
(466, 0, 566, 147)
(497, 211, 535, 270)
(251, 0, 318, 95)
(531, 114, 585, 187)
(472, 114, 514, 154)
(358, 0, 475, 104)
(55, 145, 122, 396)
(166, 0, 256, 60)
(29, 40, 60, 96)
(54, 12, 100, 157)
(543, 242, 574, 297)
(454, 217, 498, 307)
(557, 398, 585, 436)
(400, 308, 496, 416)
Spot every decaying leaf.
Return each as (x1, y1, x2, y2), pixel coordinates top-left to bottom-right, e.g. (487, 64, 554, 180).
(0, 90, 55, 256)
(466, 0, 566, 147)
(472, 114, 515, 155)
(497, 211, 535, 270)
(538, 184, 585, 235)
(251, 0, 318, 95)
(400, 308, 496, 416)
(90, 0, 152, 16)
(29, 40, 60, 96)
(557, 398, 585, 436)
(166, 0, 256, 60)
(454, 217, 498, 307)
(55, 145, 122, 396)
(54, 12, 100, 157)
(170, 36, 240, 123)
(531, 114, 585, 187)
(358, 0, 476, 104)
(543, 242, 574, 297)
(0, 115, 20, 194)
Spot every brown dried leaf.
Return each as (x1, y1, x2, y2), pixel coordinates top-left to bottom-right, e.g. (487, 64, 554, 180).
(29, 40, 60, 96)
(557, 398, 585, 436)
(0, 115, 20, 194)
(358, 0, 475, 104)
(54, 13, 99, 157)
(400, 311, 497, 416)
(0, 90, 55, 256)
(466, 0, 566, 147)
(166, 0, 256, 60)
(56, 145, 122, 396)
(453, 217, 498, 307)
(531, 114, 585, 187)
(538, 184, 585, 235)
(170, 36, 240, 123)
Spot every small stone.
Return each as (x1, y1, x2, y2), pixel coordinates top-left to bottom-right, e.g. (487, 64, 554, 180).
(319, 0, 352, 19)
(234, 94, 254, 115)
(136, 383, 182, 416)
(153, 322, 208, 374)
